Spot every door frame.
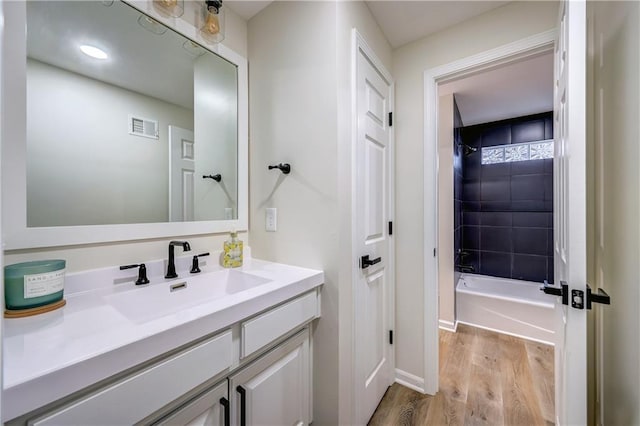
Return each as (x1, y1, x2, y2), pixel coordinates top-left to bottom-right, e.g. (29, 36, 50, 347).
(350, 28, 396, 422)
(422, 29, 556, 395)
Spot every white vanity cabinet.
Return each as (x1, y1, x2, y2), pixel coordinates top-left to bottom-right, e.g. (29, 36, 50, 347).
(155, 328, 311, 426)
(28, 331, 234, 426)
(14, 289, 320, 426)
(230, 328, 311, 426)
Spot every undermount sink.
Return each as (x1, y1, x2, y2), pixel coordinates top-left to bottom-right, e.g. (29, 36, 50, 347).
(106, 269, 271, 323)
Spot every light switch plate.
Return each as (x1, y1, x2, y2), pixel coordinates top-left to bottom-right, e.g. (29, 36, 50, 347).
(265, 208, 277, 232)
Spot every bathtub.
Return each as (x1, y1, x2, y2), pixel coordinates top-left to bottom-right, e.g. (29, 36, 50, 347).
(456, 273, 555, 345)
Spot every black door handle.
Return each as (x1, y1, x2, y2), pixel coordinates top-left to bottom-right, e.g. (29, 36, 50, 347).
(586, 284, 611, 309)
(360, 255, 382, 269)
(236, 386, 246, 426)
(540, 280, 568, 305)
(219, 397, 230, 426)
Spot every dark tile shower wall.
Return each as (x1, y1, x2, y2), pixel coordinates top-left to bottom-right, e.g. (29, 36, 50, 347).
(459, 112, 554, 283)
(453, 98, 463, 265)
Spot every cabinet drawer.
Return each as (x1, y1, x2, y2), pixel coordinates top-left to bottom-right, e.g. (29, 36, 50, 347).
(31, 330, 233, 426)
(241, 291, 317, 358)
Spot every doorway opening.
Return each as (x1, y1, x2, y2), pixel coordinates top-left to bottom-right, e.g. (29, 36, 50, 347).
(432, 49, 556, 424)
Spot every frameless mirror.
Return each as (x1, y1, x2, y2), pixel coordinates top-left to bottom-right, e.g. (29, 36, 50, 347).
(26, 0, 238, 226)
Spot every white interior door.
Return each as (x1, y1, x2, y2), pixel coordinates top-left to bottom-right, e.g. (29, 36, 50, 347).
(552, 0, 588, 424)
(354, 36, 394, 425)
(169, 125, 195, 222)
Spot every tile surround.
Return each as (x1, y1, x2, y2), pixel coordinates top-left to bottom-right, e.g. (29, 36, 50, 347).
(458, 112, 554, 283)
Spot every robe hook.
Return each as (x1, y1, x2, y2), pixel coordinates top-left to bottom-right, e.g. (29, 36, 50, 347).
(268, 163, 291, 174)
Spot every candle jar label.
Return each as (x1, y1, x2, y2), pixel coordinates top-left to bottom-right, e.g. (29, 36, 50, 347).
(24, 269, 65, 299)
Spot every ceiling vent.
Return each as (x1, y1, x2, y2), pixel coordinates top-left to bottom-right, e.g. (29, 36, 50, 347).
(129, 115, 159, 139)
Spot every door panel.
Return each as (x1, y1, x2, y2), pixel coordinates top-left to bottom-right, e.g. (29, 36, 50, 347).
(169, 125, 195, 222)
(355, 40, 393, 425)
(365, 137, 385, 242)
(364, 270, 385, 386)
(552, 1, 588, 424)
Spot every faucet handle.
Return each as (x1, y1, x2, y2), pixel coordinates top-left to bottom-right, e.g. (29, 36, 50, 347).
(190, 253, 210, 274)
(120, 263, 150, 285)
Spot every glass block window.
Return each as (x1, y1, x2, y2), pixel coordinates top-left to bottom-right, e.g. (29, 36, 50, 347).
(481, 139, 554, 165)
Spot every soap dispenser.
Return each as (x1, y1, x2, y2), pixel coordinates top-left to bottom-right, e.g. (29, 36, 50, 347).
(222, 231, 243, 268)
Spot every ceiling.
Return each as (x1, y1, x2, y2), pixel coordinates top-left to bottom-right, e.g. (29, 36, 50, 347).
(365, 1, 509, 48)
(225, 1, 272, 20)
(225, 1, 510, 49)
(439, 52, 554, 126)
(26, 1, 235, 110)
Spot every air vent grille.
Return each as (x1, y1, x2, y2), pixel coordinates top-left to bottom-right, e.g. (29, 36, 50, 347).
(129, 115, 159, 139)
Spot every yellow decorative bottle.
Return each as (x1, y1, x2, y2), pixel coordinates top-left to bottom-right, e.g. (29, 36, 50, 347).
(222, 231, 243, 268)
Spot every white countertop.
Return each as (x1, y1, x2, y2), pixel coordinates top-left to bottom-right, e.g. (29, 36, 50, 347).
(3, 257, 324, 421)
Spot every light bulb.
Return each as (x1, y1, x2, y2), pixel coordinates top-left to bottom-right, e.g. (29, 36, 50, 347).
(79, 45, 108, 60)
(204, 7, 220, 35)
(152, 0, 183, 18)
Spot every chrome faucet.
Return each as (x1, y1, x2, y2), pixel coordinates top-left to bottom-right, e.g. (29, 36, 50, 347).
(165, 241, 191, 279)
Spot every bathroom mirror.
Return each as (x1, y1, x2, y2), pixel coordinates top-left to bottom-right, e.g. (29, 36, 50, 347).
(2, 0, 248, 248)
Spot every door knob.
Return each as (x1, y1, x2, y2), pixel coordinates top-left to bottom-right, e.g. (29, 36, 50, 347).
(360, 255, 382, 269)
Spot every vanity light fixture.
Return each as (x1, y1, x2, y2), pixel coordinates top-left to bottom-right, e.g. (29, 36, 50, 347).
(152, 0, 184, 18)
(79, 45, 108, 60)
(200, 0, 225, 43)
(137, 14, 168, 35)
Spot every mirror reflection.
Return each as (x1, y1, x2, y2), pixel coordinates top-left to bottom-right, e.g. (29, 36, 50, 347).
(26, 1, 238, 227)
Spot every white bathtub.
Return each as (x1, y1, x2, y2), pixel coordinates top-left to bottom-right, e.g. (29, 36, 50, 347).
(456, 273, 555, 345)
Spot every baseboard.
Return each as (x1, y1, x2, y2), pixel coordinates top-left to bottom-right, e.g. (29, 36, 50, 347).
(395, 369, 426, 394)
(438, 319, 458, 332)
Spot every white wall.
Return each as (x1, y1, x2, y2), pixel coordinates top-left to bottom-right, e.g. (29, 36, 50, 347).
(437, 94, 455, 327)
(248, 2, 391, 424)
(4, 0, 248, 273)
(392, 0, 558, 381)
(590, 1, 640, 423)
(248, 3, 339, 424)
(26, 59, 193, 226)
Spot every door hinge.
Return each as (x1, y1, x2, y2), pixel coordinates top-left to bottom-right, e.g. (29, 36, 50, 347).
(388, 221, 393, 236)
(433, 248, 437, 257)
(389, 330, 394, 345)
(388, 112, 393, 127)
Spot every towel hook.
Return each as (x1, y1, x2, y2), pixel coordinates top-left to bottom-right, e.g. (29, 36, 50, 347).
(202, 174, 222, 182)
(268, 163, 291, 175)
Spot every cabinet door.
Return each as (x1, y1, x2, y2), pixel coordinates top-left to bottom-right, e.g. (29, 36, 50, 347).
(229, 328, 310, 426)
(154, 381, 229, 426)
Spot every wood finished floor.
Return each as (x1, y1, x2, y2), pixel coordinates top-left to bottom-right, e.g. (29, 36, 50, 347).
(368, 325, 554, 426)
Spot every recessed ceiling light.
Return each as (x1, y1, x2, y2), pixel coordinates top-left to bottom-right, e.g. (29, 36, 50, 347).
(79, 45, 108, 60)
